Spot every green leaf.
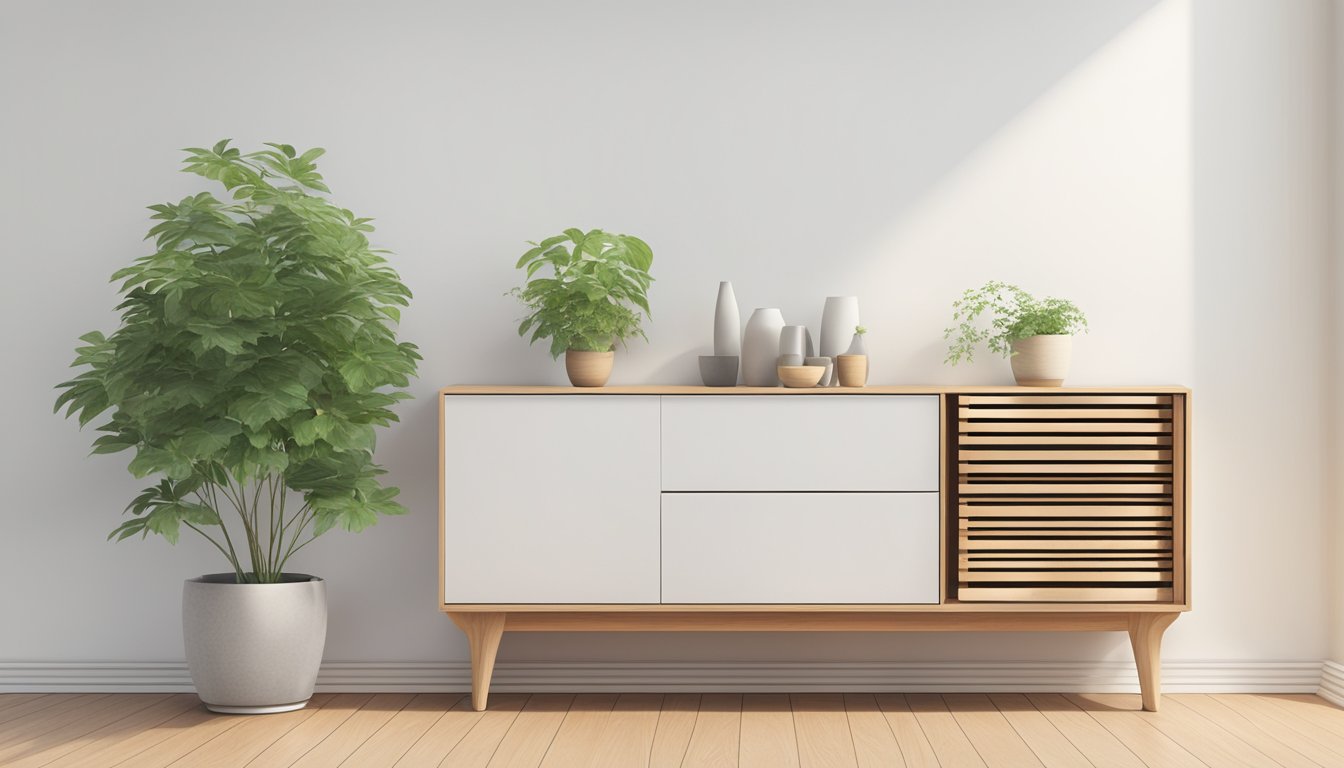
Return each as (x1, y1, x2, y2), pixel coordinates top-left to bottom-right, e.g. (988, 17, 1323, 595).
(57, 140, 419, 564)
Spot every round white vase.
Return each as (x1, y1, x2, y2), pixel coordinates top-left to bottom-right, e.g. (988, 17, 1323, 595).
(183, 574, 327, 714)
(1009, 334, 1072, 387)
(819, 296, 861, 386)
(742, 308, 786, 386)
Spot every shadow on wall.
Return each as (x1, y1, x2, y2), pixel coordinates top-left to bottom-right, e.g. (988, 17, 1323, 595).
(435, 0, 1167, 389)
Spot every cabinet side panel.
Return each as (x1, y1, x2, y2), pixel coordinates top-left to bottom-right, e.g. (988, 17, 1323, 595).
(443, 395, 661, 603)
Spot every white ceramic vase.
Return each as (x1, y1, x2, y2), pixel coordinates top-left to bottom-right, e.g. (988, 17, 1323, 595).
(713, 281, 740, 358)
(182, 574, 327, 714)
(1009, 334, 1072, 387)
(742, 308, 786, 386)
(778, 325, 808, 360)
(820, 296, 861, 387)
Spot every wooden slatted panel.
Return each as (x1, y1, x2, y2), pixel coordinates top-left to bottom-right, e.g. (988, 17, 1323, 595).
(955, 394, 1180, 603)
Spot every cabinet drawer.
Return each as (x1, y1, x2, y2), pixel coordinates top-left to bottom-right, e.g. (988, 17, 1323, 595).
(660, 493, 939, 604)
(443, 395, 661, 603)
(661, 396, 938, 491)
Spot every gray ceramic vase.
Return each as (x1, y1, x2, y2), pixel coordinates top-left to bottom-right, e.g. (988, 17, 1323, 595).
(699, 355, 739, 387)
(183, 574, 327, 714)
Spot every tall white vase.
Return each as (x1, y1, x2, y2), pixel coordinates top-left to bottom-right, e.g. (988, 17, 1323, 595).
(819, 296, 861, 387)
(742, 308, 786, 386)
(713, 281, 740, 357)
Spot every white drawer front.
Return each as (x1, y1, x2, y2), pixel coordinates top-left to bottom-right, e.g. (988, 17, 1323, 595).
(661, 395, 938, 491)
(443, 395, 660, 603)
(661, 493, 939, 604)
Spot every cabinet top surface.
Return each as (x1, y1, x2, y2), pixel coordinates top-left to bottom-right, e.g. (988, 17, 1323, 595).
(441, 384, 1191, 395)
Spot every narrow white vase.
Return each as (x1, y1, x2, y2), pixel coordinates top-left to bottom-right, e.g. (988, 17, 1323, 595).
(713, 281, 740, 358)
(819, 296, 861, 387)
(742, 308, 786, 386)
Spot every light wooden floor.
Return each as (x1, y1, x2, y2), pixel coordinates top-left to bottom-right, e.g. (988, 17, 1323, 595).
(1, 691, 1341, 767)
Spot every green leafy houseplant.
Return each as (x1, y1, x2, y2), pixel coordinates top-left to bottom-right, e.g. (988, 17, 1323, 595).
(510, 228, 654, 358)
(55, 140, 421, 584)
(944, 281, 1088, 364)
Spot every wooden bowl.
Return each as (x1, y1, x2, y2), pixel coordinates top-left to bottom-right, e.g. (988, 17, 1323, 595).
(776, 364, 825, 388)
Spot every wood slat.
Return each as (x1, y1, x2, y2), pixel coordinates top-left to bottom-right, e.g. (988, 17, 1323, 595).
(959, 571, 1173, 582)
(941, 693, 1044, 768)
(483, 693, 574, 768)
(959, 434, 1173, 446)
(537, 693, 619, 768)
(984, 693, 1093, 768)
(963, 538, 1172, 551)
(284, 693, 413, 768)
(960, 449, 1173, 461)
(739, 694, 800, 768)
(962, 559, 1172, 570)
(959, 421, 1172, 433)
(960, 463, 1172, 474)
(960, 395, 1172, 405)
(648, 693, 701, 768)
(1069, 693, 1273, 768)
(680, 693, 741, 768)
(842, 693, 907, 768)
(874, 694, 941, 767)
(959, 407, 1172, 420)
(437, 694, 531, 767)
(791, 693, 859, 767)
(388, 695, 483, 767)
(590, 693, 664, 768)
(905, 694, 987, 767)
(247, 693, 376, 768)
(960, 483, 1172, 495)
(962, 508, 1171, 519)
(958, 587, 1173, 601)
(963, 519, 1172, 530)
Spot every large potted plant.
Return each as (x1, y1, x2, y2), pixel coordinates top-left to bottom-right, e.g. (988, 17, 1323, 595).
(55, 140, 420, 713)
(944, 280, 1088, 386)
(510, 228, 654, 387)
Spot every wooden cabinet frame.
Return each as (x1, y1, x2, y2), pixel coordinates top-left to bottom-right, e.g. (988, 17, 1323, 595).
(440, 386, 1191, 712)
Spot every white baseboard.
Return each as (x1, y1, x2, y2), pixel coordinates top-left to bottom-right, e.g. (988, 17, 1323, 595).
(0, 659, 1327, 694)
(1320, 660, 1344, 707)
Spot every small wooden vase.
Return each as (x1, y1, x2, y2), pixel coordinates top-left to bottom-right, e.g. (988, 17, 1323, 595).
(564, 349, 614, 387)
(836, 355, 868, 387)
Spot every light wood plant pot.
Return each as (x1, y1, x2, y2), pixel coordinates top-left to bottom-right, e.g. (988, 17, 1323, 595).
(836, 355, 868, 387)
(1009, 334, 1072, 386)
(564, 349, 614, 387)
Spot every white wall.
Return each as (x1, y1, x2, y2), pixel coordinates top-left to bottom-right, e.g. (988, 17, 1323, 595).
(1333, 0, 1344, 666)
(0, 0, 1335, 677)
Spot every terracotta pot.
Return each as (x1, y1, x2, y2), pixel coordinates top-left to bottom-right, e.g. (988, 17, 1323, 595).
(1009, 334, 1072, 387)
(836, 355, 868, 387)
(565, 349, 614, 387)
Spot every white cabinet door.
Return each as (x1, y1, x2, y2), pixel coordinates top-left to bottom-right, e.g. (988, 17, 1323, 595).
(661, 492, 939, 604)
(661, 395, 939, 491)
(443, 395, 660, 603)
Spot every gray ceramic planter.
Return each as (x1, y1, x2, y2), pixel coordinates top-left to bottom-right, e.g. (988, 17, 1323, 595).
(182, 574, 327, 714)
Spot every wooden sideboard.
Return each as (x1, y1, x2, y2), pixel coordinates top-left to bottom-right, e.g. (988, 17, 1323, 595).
(440, 385, 1190, 711)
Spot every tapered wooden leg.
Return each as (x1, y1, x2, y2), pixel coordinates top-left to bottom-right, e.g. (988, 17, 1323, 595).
(1129, 612, 1179, 712)
(449, 612, 506, 711)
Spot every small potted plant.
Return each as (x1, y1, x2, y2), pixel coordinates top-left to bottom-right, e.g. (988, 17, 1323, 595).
(55, 140, 420, 713)
(511, 228, 654, 387)
(944, 281, 1087, 386)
